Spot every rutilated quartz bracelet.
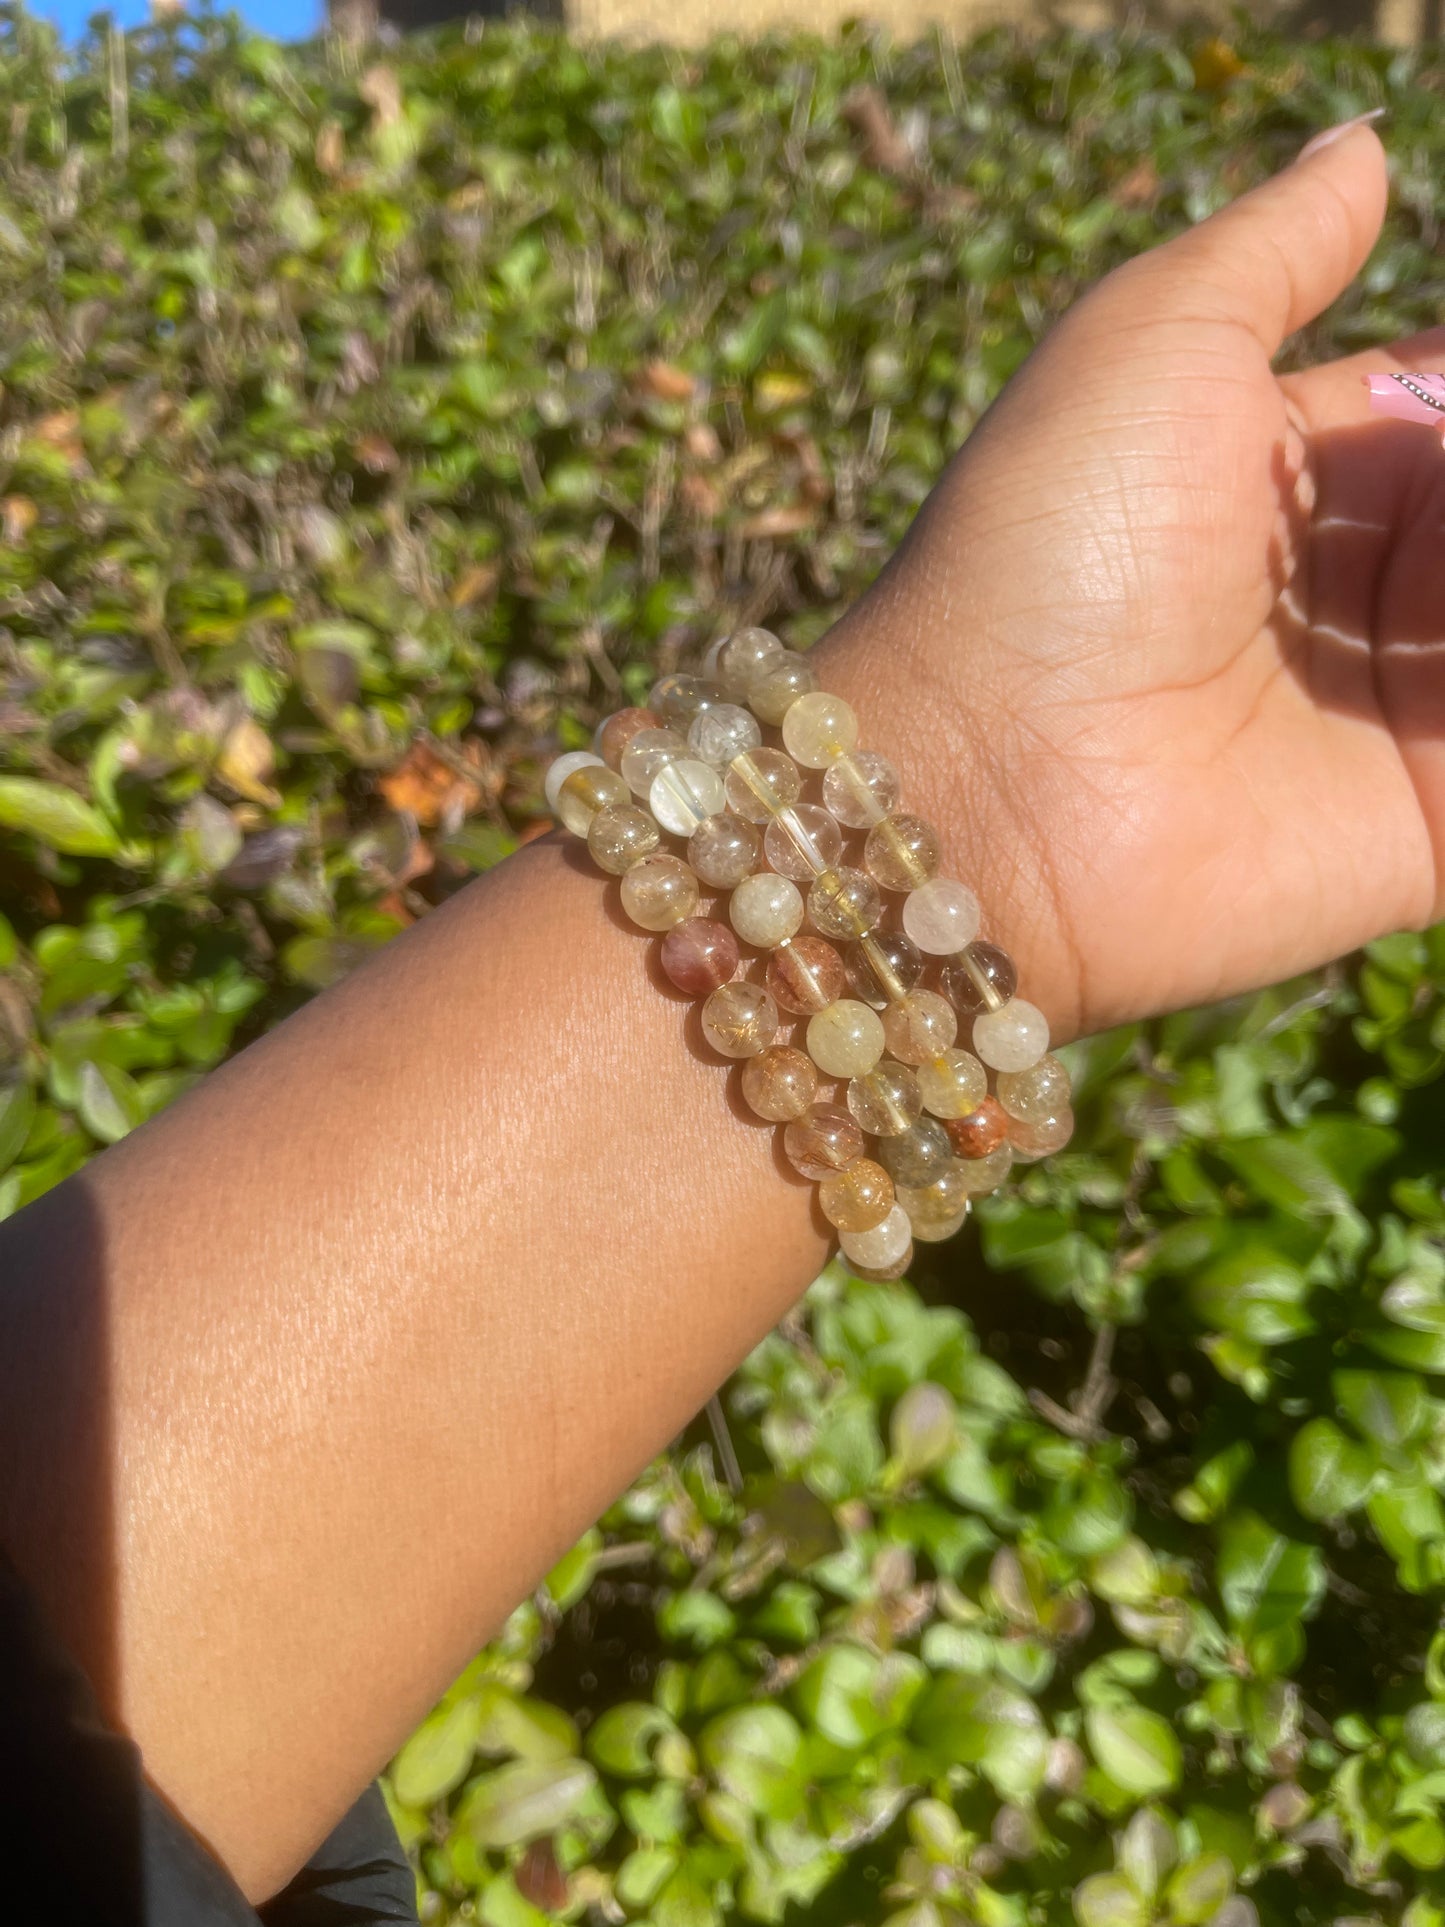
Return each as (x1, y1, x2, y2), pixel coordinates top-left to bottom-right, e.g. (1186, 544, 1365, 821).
(544, 629, 1073, 1280)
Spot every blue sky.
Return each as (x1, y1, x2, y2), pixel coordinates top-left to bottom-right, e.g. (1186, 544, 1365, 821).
(37, 0, 316, 36)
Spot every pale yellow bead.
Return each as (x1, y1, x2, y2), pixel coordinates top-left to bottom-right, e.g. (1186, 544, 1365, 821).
(902, 877, 981, 954)
(557, 763, 630, 836)
(704, 626, 785, 698)
(864, 813, 942, 892)
(806, 1000, 886, 1079)
(619, 854, 699, 931)
(846, 1061, 923, 1137)
(897, 1160, 972, 1243)
(588, 803, 661, 875)
(780, 692, 859, 768)
(701, 981, 780, 1059)
(838, 1203, 912, 1271)
(807, 868, 882, 941)
(957, 1143, 1015, 1195)
(915, 1048, 989, 1119)
(748, 653, 819, 725)
(881, 989, 957, 1065)
(996, 1053, 1072, 1124)
(730, 872, 804, 948)
(620, 727, 688, 798)
(545, 750, 605, 817)
(973, 998, 1049, 1073)
(724, 748, 802, 824)
(822, 750, 901, 829)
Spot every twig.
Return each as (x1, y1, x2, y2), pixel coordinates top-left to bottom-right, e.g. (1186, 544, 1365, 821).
(706, 1393, 743, 1496)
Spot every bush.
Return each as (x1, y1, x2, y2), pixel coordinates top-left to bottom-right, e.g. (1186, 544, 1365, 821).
(2, 9, 1445, 1924)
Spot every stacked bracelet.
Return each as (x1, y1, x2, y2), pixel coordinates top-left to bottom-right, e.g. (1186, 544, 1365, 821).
(544, 628, 1073, 1280)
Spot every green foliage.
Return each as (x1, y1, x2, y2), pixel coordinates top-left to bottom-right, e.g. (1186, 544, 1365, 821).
(2, 6, 1445, 1924)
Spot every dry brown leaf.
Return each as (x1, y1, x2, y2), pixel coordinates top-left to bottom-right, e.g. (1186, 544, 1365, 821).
(640, 360, 696, 403)
(683, 421, 721, 463)
(679, 472, 721, 520)
(2, 496, 36, 543)
(359, 64, 403, 133)
(1191, 38, 1246, 89)
(378, 740, 482, 827)
(352, 432, 399, 475)
(315, 120, 345, 177)
(840, 84, 917, 180)
(449, 561, 501, 608)
(217, 716, 282, 808)
(1114, 159, 1160, 206)
(738, 503, 815, 540)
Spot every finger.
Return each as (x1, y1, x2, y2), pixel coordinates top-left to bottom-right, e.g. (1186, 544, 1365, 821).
(1284, 325, 1445, 431)
(1098, 119, 1388, 357)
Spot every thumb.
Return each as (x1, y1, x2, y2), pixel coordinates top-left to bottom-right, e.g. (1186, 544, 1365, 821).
(1109, 116, 1388, 356)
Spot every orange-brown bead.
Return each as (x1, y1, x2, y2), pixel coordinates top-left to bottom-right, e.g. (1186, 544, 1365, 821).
(741, 1046, 819, 1122)
(943, 1096, 1009, 1159)
(766, 936, 848, 1016)
(660, 918, 739, 997)
(783, 1106, 865, 1181)
(596, 706, 662, 772)
(818, 1157, 895, 1233)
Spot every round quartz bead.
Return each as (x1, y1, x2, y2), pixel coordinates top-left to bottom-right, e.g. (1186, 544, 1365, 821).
(877, 1114, 954, 1189)
(847, 1240, 915, 1282)
(544, 749, 605, 817)
(701, 981, 779, 1059)
(688, 703, 762, 768)
(621, 726, 688, 798)
(973, 998, 1049, 1073)
(649, 673, 722, 731)
(838, 1203, 912, 1272)
(688, 812, 761, 889)
(649, 758, 727, 836)
(749, 653, 819, 726)
(704, 626, 785, 698)
(557, 763, 630, 835)
(724, 748, 803, 824)
(819, 1157, 895, 1233)
(943, 1096, 1009, 1160)
(784, 1105, 865, 1181)
(741, 1045, 819, 1123)
(766, 936, 848, 1015)
(764, 805, 844, 881)
(781, 692, 859, 768)
(808, 868, 883, 941)
(823, 749, 902, 829)
(939, 941, 1018, 1016)
(595, 706, 661, 773)
(846, 931, 924, 1008)
(996, 1053, 1072, 1124)
(807, 999, 886, 1079)
(1009, 1107, 1074, 1161)
(588, 803, 661, 875)
(620, 854, 699, 931)
(898, 1161, 972, 1243)
(903, 878, 982, 955)
(847, 1061, 923, 1137)
(730, 872, 804, 949)
(865, 813, 943, 893)
(881, 988, 958, 1065)
(956, 1143, 1014, 1196)
(659, 917, 739, 997)
(915, 1048, 989, 1119)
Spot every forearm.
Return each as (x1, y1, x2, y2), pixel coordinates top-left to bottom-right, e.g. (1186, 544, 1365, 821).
(0, 603, 1056, 1902)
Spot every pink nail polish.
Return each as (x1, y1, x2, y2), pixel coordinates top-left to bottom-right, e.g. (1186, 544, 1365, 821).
(1296, 106, 1385, 162)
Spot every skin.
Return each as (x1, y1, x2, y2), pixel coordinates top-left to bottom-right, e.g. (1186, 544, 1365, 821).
(0, 122, 1438, 1903)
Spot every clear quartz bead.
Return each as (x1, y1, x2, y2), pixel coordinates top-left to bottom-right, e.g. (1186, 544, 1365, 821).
(838, 1203, 912, 1271)
(724, 748, 802, 824)
(704, 626, 785, 698)
(649, 674, 722, 730)
(619, 853, 700, 931)
(996, 1053, 1072, 1124)
(701, 981, 780, 1058)
(649, 758, 727, 836)
(973, 998, 1049, 1073)
(766, 937, 847, 1015)
(846, 931, 924, 1008)
(877, 1114, 954, 1188)
(764, 805, 843, 881)
(915, 1048, 988, 1119)
(588, 803, 661, 875)
(688, 811, 761, 889)
(688, 703, 763, 768)
(822, 749, 901, 828)
(781, 692, 859, 768)
(807, 868, 882, 941)
(621, 727, 688, 797)
(595, 707, 661, 773)
(806, 1000, 886, 1079)
(846, 1061, 923, 1137)
(881, 989, 957, 1065)
(864, 813, 943, 892)
(902, 877, 982, 955)
(784, 1105, 865, 1180)
(939, 941, 1017, 1015)
(730, 872, 804, 948)
(544, 749, 605, 816)
(557, 763, 630, 835)
(749, 653, 819, 725)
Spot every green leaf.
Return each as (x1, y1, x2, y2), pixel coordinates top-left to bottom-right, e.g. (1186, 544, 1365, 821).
(1085, 1704, 1181, 1797)
(0, 1083, 36, 1176)
(912, 1674, 1048, 1797)
(1217, 1512, 1325, 1633)
(391, 1697, 483, 1808)
(76, 1059, 145, 1144)
(1074, 1874, 1149, 1927)
(699, 1704, 805, 1819)
(456, 1758, 597, 1849)
(1333, 1368, 1427, 1449)
(587, 1703, 681, 1779)
(0, 777, 119, 857)
(1288, 1417, 1376, 1520)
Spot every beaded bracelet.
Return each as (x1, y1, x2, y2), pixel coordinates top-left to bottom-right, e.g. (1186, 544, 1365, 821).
(544, 628, 1073, 1280)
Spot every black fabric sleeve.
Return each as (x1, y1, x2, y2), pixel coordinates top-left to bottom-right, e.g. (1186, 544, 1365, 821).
(0, 1551, 419, 1927)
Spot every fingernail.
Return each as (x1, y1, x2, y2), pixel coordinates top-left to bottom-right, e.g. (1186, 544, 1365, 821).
(1296, 106, 1386, 162)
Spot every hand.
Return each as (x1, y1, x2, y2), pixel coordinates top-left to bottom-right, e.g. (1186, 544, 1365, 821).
(820, 120, 1444, 1041)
